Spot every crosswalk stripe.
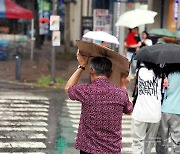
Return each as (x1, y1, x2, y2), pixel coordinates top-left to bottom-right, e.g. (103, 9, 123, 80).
(0, 96, 49, 101)
(0, 99, 50, 105)
(0, 100, 29, 103)
(65, 99, 80, 103)
(0, 127, 48, 132)
(0, 142, 46, 148)
(0, 133, 46, 139)
(0, 96, 50, 153)
(63, 106, 81, 110)
(69, 114, 80, 119)
(29, 134, 47, 139)
(0, 104, 49, 108)
(0, 121, 48, 126)
(68, 110, 81, 114)
(0, 116, 48, 121)
(0, 108, 48, 112)
(0, 153, 45, 154)
(0, 111, 48, 116)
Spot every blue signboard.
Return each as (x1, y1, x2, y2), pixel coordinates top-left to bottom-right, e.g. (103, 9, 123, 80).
(174, 0, 179, 22)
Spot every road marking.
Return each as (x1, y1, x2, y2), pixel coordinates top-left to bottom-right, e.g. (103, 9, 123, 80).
(0, 104, 49, 108)
(122, 137, 133, 143)
(65, 99, 80, 103)
(0, 100, 29, 103)
(63, 106, 81, 110)
(69, 114, 80, 119)
(0, 127, 48, 132)
(0, 96, 50, 153)
(0, 133, 46, 139)
(0, 153, 45, 154)
(70, 119, 80, 124)
(0, 121, 48, 126)
(0, 142, 46, 148)
(68, 110, 81, 114)
(0, 111, 48, 116)
(0, 108, 48, 112)
(0, 116, 48, 121)
(0, 96, 49, 100)
(29, 134, 47, 139)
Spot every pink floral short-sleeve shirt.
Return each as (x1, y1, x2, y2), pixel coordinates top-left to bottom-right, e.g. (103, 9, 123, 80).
(68, 78, 133, 154)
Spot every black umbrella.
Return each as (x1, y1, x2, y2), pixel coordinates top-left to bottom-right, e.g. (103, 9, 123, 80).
(134, 43, 180, 64)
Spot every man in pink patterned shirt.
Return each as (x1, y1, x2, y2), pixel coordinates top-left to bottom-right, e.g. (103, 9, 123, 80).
(65, 50, 133, 154)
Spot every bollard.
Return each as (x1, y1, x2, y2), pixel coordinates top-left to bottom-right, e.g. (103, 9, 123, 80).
(15, 56, 21, 80)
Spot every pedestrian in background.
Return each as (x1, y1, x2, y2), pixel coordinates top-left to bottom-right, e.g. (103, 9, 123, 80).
(101, 41, 110, 48)
(65, 50, 133, 154)
(124, 27, 141, 76)
(131, 61, 163, 154)
(141, 31, 152, 47)
(136, 31, 152, 69)
(157, 63, 180, 154)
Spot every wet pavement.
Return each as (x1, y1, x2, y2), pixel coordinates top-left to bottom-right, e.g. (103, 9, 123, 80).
(0, 81, 64, 153)
(0, 79, 157, 154)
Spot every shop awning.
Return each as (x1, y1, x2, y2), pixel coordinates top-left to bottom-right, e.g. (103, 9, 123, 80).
(0, 0, 33, 19)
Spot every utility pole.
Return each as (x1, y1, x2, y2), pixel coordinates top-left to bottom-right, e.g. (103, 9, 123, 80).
(64, 2, 71, 53)
(51, 0, 58, 84)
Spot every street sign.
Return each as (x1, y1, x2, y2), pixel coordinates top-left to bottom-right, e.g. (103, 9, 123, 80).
(50, 15, 60, 31)
(174, 0, 179, 22)
(52, 31, 61, 46)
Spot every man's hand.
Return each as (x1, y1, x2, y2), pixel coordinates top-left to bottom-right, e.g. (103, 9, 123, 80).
(76, 50, 89, 67)
(64, 50, 89, 94)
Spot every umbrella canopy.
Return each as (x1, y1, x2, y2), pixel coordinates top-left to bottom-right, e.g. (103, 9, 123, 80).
(134, 43, 180, 64)
(39, 18, 50, 23)
(76, 40, 129, 86)
(115, 9, 157, 29)
(82, 31, 119, 44)
(0, 0, 33, 19)
(149, 28, 180, 39)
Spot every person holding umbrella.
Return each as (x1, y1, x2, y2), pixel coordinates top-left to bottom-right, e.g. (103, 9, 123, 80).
(124, 27, 142, 76)
(157, 63, 180, 154)
(133, 43, 180, 154)
(141, 31, 152, 47)
(131, 61, 163, 154)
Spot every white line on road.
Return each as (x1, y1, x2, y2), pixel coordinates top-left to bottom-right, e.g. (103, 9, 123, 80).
(65, 99, 80, 103)
(29, 133, 47, 139)
(0, 116, 48, 121)
(0, 104, 49, 108)
(68, 110, 81, 114)
(70, 119, 80, 124)
(0, 133, 46, 139)
(0, 100, 29, 103)
(0, 142, 46, 148)
(0, 127, 48, 132)
(0, 111, 48, 116)
(63, 106, 81, 110)
(122, 137, 132, 143)
(0, 121, 48, 126)
(0, 96, 49, 100)
(0, 108, 48, 112)
(0, 153, 45, 154)
(69, 114, 80, 119)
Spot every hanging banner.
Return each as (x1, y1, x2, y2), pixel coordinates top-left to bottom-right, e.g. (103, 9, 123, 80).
(50, 15, 60, 31)
(93, 9, 111, 33)
(52, 31, 61, 46)
(174, 0, 179, 22)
